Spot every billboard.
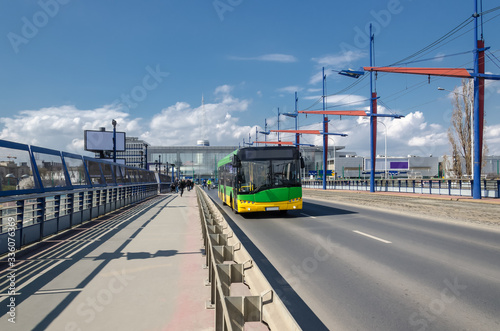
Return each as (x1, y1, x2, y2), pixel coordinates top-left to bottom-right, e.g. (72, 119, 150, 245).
(364, 158, 410, 171)
(84, 130, 126, 152)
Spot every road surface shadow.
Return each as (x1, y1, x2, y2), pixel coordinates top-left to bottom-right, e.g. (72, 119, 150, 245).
(301, 201, 358, 217)
(0, 194, 176, 330)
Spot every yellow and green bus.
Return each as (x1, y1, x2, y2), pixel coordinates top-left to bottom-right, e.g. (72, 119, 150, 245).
(217, 146, 304, 213)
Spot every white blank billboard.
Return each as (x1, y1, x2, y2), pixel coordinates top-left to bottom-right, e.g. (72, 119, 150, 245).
(84, 130, 126, 152)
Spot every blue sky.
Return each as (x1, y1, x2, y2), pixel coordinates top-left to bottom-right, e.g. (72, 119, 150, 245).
(1, 0, 500, 157)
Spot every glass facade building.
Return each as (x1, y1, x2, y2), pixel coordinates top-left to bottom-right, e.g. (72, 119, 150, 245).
(147, 145, 238, 181)
(145, 144, 342, 182)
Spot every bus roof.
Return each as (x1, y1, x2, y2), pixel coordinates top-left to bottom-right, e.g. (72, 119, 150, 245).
(217, 146, 299, 168)
(217, 149, 238, 168)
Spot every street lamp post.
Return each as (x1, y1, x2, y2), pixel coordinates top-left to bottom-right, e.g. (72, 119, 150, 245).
(322, 67, 328, 190)
(112, 119, 117, 163)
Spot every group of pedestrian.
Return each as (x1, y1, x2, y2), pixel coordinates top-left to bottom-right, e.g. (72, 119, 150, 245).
(170, 178, 194, 197)
(170, 178, 215, 195)
(202, 179, 213, 190)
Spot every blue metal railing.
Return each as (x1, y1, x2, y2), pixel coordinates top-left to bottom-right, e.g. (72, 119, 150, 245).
(0, 185, 157, 255)
(303, 179, 500, 198)
(0, 139, 157, 196)
(0, 138, 161, 255)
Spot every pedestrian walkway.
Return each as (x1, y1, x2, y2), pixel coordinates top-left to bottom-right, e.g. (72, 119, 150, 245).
(374, 190, 500, 204)
(0, 189, 213, 330)
(304, 188, 500, 205)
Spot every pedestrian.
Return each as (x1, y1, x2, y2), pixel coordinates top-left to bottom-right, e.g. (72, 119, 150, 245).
(179, 179, 186, 197)
(207, 178, 212, 190)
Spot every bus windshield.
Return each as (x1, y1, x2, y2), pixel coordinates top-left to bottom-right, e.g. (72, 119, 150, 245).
(238, 159, 301, 194)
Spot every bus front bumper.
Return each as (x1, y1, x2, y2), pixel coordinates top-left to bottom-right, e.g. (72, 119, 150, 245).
(237, 198, 302, 213)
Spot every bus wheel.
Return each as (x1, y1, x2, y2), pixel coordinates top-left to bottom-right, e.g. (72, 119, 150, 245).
(231, 196, 238, 214)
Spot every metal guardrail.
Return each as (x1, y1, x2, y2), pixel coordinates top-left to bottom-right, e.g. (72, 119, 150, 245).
(0, 138, 160, 198)
(0, 138, 167, 255)
(0, 184, 158, 255)
(303, 179, 500, 198)
(196, 186, 301, 331)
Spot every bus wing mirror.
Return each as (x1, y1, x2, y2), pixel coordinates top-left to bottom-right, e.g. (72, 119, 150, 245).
(232, 155, 241, 168)
(300, 157, 305, 169)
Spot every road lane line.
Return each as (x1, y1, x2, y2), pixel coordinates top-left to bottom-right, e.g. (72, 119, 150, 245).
(300, 213, 316, 219)
(353, 230, 392, 244)
(34, 288, 83, 295)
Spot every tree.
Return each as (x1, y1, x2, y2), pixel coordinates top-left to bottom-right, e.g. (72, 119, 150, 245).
(447, 79, 488, 178)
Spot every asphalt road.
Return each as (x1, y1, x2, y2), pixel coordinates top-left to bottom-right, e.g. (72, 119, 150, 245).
(205, 189, 500, 331)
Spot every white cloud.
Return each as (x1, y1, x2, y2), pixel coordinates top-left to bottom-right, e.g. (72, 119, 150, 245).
(276, 86, 302, 94)
(0, 85, 258, 154)
(309, 71, 325, 85)
(307, 88, 322, 93)
(146, 85, 252, 146)
(434, 52, 446, 62)
(228, 53, 298, 63)
(485, 124, 500, 155)
(309, 51, 367, 85)
(302, 94, 367, 108)
(214, 84, 233, 95)
(289, 111, 453, 157)
(0, 105, 138, 155)
(312, 50, 367, 68)
(2, 88, 497, 160)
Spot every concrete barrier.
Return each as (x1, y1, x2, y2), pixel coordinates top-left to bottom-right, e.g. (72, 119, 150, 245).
(196, 186, 301, 330)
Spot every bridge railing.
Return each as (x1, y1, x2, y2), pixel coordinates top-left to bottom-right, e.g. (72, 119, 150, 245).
(196, 186, 300, 330)
(0, 138, 159, 255)
(303, 178, 500, 198)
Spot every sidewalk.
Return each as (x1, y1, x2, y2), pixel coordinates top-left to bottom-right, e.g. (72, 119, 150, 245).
(304, 187, 500, 205)
(0, 189, 213, 330)
(372, 190, 500, 204)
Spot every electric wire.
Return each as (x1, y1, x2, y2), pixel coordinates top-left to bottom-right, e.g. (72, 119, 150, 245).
(486, 53, 500, 70)
(486, 49, 500, 69)
(387, 10, 500, 69)
(299, 6, 500, 124)
(389, 16, 474, 67)
(480, 5, 500, 16)
(402, 98, 442, 113)
(380, 59, 473, 112)
(393, 51, 473, 66)
(326, 98, 370, 109)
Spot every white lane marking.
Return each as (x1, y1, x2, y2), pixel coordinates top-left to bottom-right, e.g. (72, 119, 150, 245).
(300, 213, 316, 219)
(34, 288, 83, 295)
(353, 230, 392, 244)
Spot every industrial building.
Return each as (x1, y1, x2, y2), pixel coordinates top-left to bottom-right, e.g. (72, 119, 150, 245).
(118, 137, 498, 181)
